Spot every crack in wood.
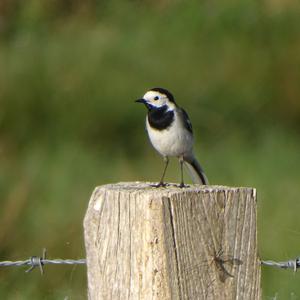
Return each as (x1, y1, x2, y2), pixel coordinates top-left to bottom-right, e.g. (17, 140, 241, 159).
(167, 197, 182, 300)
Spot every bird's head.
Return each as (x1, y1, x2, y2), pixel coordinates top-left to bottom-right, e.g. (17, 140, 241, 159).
(135, 87, 176, 110)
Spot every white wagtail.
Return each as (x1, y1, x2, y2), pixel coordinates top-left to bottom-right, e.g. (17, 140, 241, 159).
(136, 87, 209, 188)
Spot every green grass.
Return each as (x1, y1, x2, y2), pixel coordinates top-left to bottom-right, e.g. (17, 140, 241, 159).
(1, 0, 300, 298)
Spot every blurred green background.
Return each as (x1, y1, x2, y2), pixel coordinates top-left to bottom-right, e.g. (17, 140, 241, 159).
(0, 0, 300, 299)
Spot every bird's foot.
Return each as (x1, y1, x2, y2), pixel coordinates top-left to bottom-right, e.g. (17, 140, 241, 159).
(179, 182, 189, 188)
(151, 182, 167, 188)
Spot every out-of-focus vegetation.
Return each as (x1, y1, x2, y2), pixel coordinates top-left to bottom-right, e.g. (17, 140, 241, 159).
(0, 0, 300, 298)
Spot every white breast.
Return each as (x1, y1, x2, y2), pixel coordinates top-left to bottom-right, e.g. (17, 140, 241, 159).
(146, 112, 194, 158)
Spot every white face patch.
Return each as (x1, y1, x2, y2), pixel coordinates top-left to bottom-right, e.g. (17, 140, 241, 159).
(143, 91, 176, 110)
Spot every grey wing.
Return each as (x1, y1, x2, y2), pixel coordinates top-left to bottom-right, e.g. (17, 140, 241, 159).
(180, 108, 193, 134)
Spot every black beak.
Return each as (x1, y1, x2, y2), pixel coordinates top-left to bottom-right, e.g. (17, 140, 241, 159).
(135, 98, 146, 104)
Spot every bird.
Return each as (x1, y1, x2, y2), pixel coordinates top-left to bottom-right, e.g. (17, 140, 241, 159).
(135, 87, 208, 188)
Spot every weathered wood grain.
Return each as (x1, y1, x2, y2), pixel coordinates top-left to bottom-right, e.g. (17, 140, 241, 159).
(84, 182, 261, 300)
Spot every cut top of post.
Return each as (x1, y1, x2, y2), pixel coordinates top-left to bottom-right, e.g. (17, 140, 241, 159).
(90, 181, 256, 198)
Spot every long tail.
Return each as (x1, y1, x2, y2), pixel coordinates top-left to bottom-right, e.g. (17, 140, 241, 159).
(184, 157, 209, 185)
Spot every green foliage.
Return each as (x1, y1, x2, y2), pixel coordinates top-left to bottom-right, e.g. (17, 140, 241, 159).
(0, 1, 300, 298)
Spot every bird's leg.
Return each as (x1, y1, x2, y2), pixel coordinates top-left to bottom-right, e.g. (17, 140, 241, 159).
(179, 156, 186, 188)
(153, 157, 169, 188)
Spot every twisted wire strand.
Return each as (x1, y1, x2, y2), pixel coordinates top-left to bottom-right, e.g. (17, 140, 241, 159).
(0, 249, 86, 274)
(261, 257, 300, 272)
(0, 248, 299, 274)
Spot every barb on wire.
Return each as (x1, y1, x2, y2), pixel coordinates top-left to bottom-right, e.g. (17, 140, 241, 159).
(0, 248, 86, 275)
(261, 256, 300, 272)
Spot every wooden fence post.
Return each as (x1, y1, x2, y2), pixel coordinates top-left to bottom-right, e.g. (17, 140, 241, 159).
(84, 182, 261, 300)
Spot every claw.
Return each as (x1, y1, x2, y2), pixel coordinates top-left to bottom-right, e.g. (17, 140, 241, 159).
(151, 182, 167, 188)
(179, 183, 189, 188)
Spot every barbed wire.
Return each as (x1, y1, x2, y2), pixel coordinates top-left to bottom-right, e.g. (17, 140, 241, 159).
(0, 249, 86, 275)
(0, 248, 299, 275)
(261, 257, 300, 272)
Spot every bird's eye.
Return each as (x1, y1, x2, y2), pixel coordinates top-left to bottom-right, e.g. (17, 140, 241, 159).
(154, 96, 159, 100)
